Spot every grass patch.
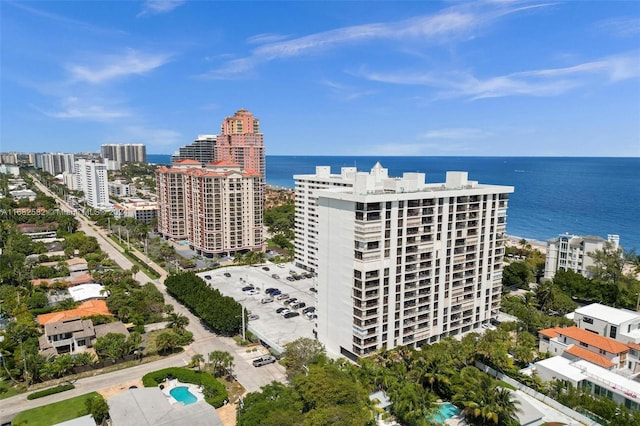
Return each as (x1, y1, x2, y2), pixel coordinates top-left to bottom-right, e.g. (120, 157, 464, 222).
(107, 235, 161, 279)
(12, 392, 103, 426)
(497, 379, 517, 390)
(0, 384, 26, 400)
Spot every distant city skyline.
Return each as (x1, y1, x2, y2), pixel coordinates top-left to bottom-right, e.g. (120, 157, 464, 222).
(1, 1, 639, 157)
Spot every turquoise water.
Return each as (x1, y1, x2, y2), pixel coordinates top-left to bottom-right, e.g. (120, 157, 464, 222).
(427, 403, 461, 423)
(170, 386, 197, 405)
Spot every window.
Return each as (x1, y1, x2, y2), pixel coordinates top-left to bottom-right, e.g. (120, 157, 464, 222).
(610, 325, 617, 339)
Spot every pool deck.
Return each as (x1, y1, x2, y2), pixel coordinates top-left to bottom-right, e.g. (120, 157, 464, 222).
(162, 378, 206, 405)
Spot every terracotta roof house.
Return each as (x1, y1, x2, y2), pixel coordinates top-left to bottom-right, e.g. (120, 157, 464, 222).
(37, 300, 112, 325)
(538, 326, 629, 370)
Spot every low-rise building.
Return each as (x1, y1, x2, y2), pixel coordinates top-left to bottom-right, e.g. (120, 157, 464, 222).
(39, 318, 95, 355)
(538, 326, 630, 369)
(535, 357, 640, 411)
(37, 300, 111, 325)
(109, 180, 134, 198)
(10, 189, 36, 201)
(112, 199, 158, 223)
(571, 303, 640, 344)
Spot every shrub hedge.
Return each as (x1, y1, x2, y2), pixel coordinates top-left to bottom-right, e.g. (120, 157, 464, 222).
(142, 367, 227, 408)
(27, 384, 75, 400)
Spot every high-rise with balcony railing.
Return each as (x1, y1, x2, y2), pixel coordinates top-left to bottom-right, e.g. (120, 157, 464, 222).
(311, 165, 514, 360)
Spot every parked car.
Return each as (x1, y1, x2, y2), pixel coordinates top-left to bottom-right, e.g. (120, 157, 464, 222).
(271, 274, 280, 279)
(262, 266, 270, 271)
(279, 309, 292, 317)
(283, 311, 300, 319)
(247, 289, 260, 295)
(248, 314, 260, 321)
(302, 306, 316, 314)
(306, 313, 317, 320)
(270, 289, 282, 296)
(294, 275, 303, 280)
(224, 272, 231, 277)
(261, 297, 274, 304)
(265, 288, 277, 294)
(286, 276, 295, 282)
(242, 286, 254, 292)
(304, 273, 314, 279)
(252, 355, 276, 367)
(291, 302, 306, 310)
(309, 287, 317, 293)
(204, 275, 211, 280)
(276, 293, 289, 300)
(284, 298, 298, 306)
(275, 307, 288, 314)
(277, 264, 285, 268)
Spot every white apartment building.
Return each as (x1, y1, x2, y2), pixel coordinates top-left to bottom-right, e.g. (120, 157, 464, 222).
(41, 153, 75, 175)
(108, 180, 134, 198)
(572, 303, 640, 344)
(62, 171, 77, 190)
(101, 144, 146, 164)
(313, 165, 514, 359)
(112, 199, 158, 224)
(75, 159, 109, 209)
(544, 233, 620, 280)
(294, 166, 358, 271)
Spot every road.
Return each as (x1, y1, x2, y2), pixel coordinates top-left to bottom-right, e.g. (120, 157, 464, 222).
(0, 176, 287, 423)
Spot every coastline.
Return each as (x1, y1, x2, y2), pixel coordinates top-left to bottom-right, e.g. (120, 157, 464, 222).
(504, 235, 547, 254)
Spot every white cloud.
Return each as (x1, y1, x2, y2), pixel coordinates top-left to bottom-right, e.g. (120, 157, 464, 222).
(320, 79, 376, 101)
(138, 0, 186, 17)
(41, 97, 129, 121)
(596, 17, 640, 38)
(246, 33, 290, 45)
(355, 51, 640, 100)
(203, 2, 550, 79)
(66, 49, 172, 84)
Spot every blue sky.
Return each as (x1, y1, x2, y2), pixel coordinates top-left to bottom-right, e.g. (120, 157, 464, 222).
(1, 1, 639, 156)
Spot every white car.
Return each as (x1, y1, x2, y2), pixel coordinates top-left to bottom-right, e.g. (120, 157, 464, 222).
(247, 289, 260, 295)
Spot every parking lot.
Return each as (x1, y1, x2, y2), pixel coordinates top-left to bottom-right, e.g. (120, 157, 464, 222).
(196, 262, 317, 353)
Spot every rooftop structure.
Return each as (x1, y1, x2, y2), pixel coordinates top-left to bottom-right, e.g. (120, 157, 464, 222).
(108, 388, 223, 426)
(573, 303, 640, 344)
(37, 300, 111, 325)
(67, 284, 108, 302)
(535, 357, 640, 411)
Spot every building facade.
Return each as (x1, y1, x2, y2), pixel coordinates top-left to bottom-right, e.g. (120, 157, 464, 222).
(40, 153, 75, 175)
(572, 303, 640, 344)
(172, 135, 217, 164)
(156, 160, 263, 256)
(313, 166, 514, 359)
(216, 109, 265, 179)
(101, 144, 147, 164)
(75, 159, 109, 209)
(294, 166, 359, 272)
(544, 233, 620, 280)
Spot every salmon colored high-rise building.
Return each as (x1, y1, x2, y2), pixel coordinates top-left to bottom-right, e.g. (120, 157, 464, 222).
(216, 109, 265, 179)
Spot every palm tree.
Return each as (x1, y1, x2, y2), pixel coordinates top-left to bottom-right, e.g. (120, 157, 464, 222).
(167, 312, 189, 330)
(492, 388, 521, 425)
(155, 331, 179, 355)
(191, 353, 205, 372)
(130, 264, 140, 278)
(208, 350, 234, 377)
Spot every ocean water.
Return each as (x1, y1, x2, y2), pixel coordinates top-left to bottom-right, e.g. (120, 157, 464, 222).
(148, 155, 640, 250)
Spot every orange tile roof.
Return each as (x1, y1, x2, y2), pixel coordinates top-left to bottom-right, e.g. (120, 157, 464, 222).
(627, 342, 640, 351)
(565, 345, 615, 368)
(31, 273, 94, 287)
(37, 300, 111, 325)
(539, 327, 564, 338)
(557, 326, 629, 354)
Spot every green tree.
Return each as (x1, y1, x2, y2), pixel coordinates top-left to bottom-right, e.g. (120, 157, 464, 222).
(282, 338, 327, 377)
(94, 333, 128, 361)
(208, 350, 234, 377)
(191, 353, 205, 372)
(166, 312, 189, 330)
(155, 330, 181, 355)
(502, 261, 532, 289)
(85, 394, 110, 424)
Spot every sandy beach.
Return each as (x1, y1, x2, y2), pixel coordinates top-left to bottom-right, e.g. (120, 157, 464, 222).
(504, 235, 547, 254)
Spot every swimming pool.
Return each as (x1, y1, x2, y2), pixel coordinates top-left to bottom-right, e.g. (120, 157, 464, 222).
(169, 386, 197, 405)
(427, 402, 460, 423)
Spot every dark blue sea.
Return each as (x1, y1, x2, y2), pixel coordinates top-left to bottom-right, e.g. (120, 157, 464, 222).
(148, 155, 640, 251)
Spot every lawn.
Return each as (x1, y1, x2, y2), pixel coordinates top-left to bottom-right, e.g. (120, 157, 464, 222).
(11, 392, 102, 426)
(0, 384, 26, 400)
